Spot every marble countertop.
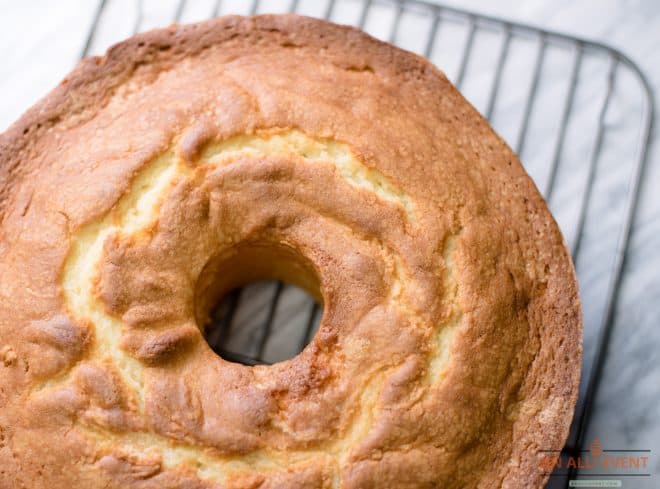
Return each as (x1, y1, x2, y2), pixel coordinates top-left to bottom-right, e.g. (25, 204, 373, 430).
(441, 2, 660, 485)
(0, 0, 658, 485)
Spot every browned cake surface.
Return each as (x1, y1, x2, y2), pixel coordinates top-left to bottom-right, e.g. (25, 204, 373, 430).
(0, 14, 581, 489)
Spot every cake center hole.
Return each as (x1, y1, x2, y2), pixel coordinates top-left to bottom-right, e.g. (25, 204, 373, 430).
(196, 244, 322, 365)
(207, 281, 321, 365)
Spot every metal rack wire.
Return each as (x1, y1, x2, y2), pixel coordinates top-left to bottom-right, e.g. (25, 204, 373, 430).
(80, 0, 654, 486)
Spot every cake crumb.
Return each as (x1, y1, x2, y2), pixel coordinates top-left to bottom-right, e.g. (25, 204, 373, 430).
(1, 346, 17, 367)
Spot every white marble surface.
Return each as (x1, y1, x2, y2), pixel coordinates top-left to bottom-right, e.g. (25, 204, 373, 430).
(0, 0, 658, 486)
(439, 2, 660, 486)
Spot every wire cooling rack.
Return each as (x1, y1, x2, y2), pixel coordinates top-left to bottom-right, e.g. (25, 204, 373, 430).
(80, 0, 654, 486)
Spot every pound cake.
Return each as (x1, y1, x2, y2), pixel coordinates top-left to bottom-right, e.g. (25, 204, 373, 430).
(0, 14, 581, 488)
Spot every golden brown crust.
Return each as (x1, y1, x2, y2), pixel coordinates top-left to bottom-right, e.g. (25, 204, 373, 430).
(0, 14, 581, 488)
